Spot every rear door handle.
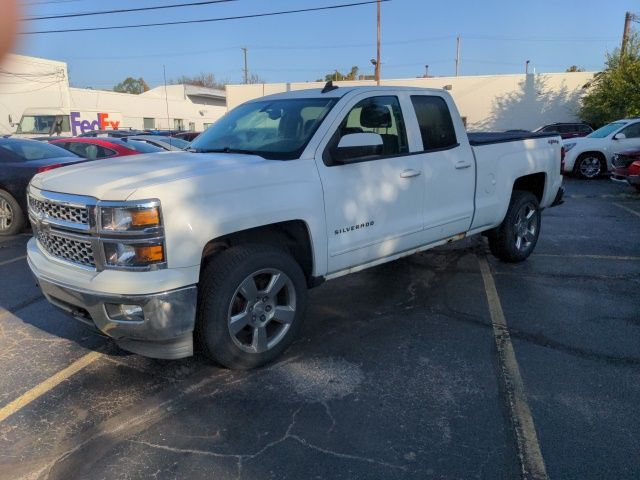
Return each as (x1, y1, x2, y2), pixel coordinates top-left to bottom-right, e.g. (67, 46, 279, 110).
(455, 161, 472, 169)
(400, 169, 421, 178)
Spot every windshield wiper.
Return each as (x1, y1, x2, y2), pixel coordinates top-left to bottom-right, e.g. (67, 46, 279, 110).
(187, 146, 259, 155)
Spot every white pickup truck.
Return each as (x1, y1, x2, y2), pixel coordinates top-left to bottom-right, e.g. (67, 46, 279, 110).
(27, 85, 564, 368)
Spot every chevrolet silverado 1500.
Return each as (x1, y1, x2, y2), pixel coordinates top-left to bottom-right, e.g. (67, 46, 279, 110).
(27, 85, 564, 368)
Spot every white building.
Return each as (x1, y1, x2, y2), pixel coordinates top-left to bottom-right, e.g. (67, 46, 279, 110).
(226, 72, 596, 131)
(0, 54, 226, 136)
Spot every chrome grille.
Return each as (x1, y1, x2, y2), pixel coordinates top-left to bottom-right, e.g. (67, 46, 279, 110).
(35, 228, 95, 268)
(29, 196, 89, 225)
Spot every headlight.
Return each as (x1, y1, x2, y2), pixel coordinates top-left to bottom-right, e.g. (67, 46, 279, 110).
(564, 142, 577, 152)
(103, 241, 165, 268)
(100, 204, 161, 232)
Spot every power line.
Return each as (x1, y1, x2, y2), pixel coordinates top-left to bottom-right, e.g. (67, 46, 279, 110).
(24, 0, 239, 21)
(20, 0, 391, 35)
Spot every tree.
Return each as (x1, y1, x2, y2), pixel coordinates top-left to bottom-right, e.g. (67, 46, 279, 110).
(113, 77, 149, 94)
(172, 72, 226, 90)
(317, 66, 359, 82)
(566, 65, 585, 72)
(579, 35, 640, 127)
(247, 73, 265, 84)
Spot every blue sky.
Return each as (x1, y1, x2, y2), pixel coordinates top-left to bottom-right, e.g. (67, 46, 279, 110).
(14, 0, 639, 89)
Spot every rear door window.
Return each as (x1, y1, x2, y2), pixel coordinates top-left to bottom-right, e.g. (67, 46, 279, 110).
(410, 96, 458, 150)
(66, 142, 117, 160)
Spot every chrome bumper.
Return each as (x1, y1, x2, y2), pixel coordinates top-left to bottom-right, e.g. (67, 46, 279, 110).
(28, 257, 197, 359)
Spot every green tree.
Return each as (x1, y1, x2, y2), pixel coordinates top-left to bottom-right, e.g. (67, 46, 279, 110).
(579, 36, 640, 127)
(113, 77, 149, 94)
(317, 66, 359, 82)
(173, 72, 226, 90)
(566, 65, 585, 72)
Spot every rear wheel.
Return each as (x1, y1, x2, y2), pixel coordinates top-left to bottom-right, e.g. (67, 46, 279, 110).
(575, 153, 605, 179)
(196, 244, 308, 369)
(0, 190, 24, 236)
(488, 191, 541, 263)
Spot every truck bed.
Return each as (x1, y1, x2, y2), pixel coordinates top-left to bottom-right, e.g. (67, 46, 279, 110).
(468, 132, 558, 146)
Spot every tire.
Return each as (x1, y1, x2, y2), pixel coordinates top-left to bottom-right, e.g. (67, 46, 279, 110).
(196, 244, 308, 369)
(574, 153, 605, 179)
(0, 190, 24, 236)
(488, 190, 541, 263)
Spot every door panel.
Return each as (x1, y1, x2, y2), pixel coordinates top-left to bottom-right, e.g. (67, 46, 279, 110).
(315, 94, 425, 273)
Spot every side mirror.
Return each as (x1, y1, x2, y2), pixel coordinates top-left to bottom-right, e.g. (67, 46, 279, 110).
(614, 133, 626, 140)
(334, 133, 383, 163)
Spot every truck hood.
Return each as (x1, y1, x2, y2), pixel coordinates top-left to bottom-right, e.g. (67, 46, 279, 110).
(30, 151, 266, 200)
(562, 137, 603, 149)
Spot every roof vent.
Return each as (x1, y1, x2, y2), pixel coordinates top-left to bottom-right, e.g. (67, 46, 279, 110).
(321, 81, 339, 94)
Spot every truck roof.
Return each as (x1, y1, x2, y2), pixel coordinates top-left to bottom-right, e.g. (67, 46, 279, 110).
(253, 85, 449, 102)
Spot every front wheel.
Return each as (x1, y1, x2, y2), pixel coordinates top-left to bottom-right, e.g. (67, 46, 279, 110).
(0, 190, 24, 236)
(488, 191, 541, 263)
(196, 244, 308, 369)
(575, 153, 605, 179)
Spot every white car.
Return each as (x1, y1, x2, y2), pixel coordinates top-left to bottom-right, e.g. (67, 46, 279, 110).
(563, 119, 640, 179)
(27, 85, 564, 368)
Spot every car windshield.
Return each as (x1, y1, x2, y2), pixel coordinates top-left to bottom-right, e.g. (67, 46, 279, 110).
(17, 115, 70, 135)
(0, 139, 76, 161)
(587, 122, 626, 138)
(190, 98, 338, 160)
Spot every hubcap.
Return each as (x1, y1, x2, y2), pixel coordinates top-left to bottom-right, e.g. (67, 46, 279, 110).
(0, 199, 13, 231)
(227, 268, 296, 354)
(514, 203, 538, 252)
(579, 156, 601, 178)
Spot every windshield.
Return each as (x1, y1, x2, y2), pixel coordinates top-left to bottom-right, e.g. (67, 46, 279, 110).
(119, 139, 164, 153)
(587, 122, 626, 138)
(190, 98, 338, 160)
(17, 115, 70, 135)
(0, 139, 77, 161)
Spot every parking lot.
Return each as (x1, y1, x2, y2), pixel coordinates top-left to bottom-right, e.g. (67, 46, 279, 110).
(0, 177, 638, 480)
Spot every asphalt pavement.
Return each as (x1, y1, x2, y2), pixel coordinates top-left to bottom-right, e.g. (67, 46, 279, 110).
(0, 177, 638, 480)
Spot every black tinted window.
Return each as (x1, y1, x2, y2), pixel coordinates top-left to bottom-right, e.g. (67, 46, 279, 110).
(65, 142, 116, 160)
(621, 122, 640, 139)
(410, 96, 457, 150)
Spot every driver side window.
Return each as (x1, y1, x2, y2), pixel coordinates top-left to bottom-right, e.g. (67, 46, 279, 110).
(621, 123, 640, 138)
(333, 96, 409, 162)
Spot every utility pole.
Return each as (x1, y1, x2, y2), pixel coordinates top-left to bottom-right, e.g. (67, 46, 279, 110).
(375, 0, 381, 85)
(455, 35, 460, 77)
(622, 11, 635, 56)
(241, 47, 248, 84)
(163, 65, 170, 130)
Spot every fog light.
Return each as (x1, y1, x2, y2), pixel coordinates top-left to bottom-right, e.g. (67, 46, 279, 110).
(105, 303, 144, 322)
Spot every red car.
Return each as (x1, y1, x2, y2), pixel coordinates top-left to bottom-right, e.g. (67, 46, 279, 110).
(611, 149, 640, 191)
(49, 137, 162, 160)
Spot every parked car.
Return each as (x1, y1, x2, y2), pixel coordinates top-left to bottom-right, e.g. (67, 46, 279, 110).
(50, 137, 163, 159)
(534, 122, 593, 139)
(0, 138, 83, 235)
(563, 119, 640, 179)
(611, 149, 640, 191)
(77, 129, 143, 138)
(143, 129, 182, 137)
(128, 135, 190, 151)
(27, 85, 564, 368)
(173, 131, 201, 142)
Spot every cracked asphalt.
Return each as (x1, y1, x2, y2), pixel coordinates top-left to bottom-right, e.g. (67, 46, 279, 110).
(0, 177, 638, 480)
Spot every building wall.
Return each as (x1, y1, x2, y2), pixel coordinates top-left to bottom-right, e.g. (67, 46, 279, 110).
(226, 72, 595, 131)
(0, 54, 227, 135)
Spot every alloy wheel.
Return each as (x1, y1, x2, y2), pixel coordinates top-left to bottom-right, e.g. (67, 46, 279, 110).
(227, 268, 297, 353)
(513, 203, 538, 252)
(579, 156, 601, 178)
(0, 198, 13, 232)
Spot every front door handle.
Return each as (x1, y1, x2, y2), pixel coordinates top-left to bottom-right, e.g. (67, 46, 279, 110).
(400, 169, 421, 178)
(455, 161, 472, 169)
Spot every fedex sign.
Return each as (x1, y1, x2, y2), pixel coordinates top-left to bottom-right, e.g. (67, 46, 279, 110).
(70, 112, 121, 135)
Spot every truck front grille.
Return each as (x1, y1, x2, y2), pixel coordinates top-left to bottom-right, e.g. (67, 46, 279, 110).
(29, 196, 89, 225)
(35, 228, 95, 268)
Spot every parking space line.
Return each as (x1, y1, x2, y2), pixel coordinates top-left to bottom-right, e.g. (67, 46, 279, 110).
(613, 202, 640, 219)
(0, 255, 27, 267)
(477, 256, 548, 480)
(0, 350, 102, 424)
(533, 253, 640, 261)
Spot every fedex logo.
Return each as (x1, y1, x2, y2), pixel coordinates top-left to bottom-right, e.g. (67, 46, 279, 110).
(70, 112, 121, 135)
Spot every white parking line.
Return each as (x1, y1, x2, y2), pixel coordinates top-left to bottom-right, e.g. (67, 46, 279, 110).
(0, 255, 27, 267)
(478, 256, 548, 480)
(613, 202, 640, 219)
(0, 351, 102, 424)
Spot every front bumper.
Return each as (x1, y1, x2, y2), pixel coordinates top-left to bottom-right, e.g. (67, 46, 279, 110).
(28, 256, 197, 359)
